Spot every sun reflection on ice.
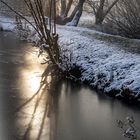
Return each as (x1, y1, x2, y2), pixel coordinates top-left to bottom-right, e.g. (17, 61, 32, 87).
(28, 73, 41, 92)
(15, 47, 51, 140)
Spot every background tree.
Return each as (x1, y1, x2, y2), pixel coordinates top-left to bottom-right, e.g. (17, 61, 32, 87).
(56, 0, 85, 26)
(0, 0, 28, 16)
(0, 0, 85, 26)
(106, 0, 140, 38)
(86, 0, 119, 25)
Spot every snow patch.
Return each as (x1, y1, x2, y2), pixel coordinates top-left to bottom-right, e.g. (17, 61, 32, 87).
(0, 16, 15, 31)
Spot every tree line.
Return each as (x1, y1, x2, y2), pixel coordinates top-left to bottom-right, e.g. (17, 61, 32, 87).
(55, 0, 140, 38)
(0, 0, 140, 38)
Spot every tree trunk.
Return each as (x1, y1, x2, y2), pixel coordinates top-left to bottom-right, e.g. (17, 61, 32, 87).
(56, 0, 85, 26)
(66, 0, 85, 26)
(95, 0, 119, 25)
(95, 0, 105, 25)
(60, 0, 66, 17)
(95, 16, 104, 25)
(64, 0, 73, 17)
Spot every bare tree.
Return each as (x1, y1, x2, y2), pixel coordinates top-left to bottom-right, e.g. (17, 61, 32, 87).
(86, 0, 119, 25)
(0, 0, 29, 16)
(56, 0, 85, 26)
(106, 0, 140, 38)
(0, 0, 62, 68)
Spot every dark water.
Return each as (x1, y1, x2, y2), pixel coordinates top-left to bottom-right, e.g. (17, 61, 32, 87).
(0, 32, 140, 140)
(51, 81, 140, 140)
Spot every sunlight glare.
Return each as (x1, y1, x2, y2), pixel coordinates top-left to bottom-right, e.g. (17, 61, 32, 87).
(16, 47, 50, 140)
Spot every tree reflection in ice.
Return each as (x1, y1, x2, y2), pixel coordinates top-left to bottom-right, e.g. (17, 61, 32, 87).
(14, 53, 59, 140)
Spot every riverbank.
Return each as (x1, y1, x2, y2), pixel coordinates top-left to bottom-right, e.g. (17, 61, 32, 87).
(1, 17, 140, 102)
(57, 26, 140, 102)
(0, 16, 15, 31)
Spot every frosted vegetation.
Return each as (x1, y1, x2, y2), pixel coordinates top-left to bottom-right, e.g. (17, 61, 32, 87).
(117, 116, 139, 140)
(58, 26, 140, 102)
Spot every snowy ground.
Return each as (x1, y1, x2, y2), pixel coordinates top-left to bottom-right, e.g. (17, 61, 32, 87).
(58, 26, 140, 101)
(1, 17, 140, 102)
(0, 16, 15, 31)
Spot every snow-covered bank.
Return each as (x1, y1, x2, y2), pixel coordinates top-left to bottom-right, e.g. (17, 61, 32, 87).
(0, 16, 15, 31)
(58, 26, 140, 102)
(1, 17, 140, 102)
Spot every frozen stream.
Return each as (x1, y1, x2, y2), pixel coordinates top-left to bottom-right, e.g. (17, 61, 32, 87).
(0, 32, 140, 140)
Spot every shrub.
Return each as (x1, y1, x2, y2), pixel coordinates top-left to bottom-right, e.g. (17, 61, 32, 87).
(106, 0, 140, 39)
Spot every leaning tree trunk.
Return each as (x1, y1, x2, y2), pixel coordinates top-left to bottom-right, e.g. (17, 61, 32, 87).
(64, 0, 73, 17)
(66, 0, 85, 26)
(56, 0, 85, 26)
